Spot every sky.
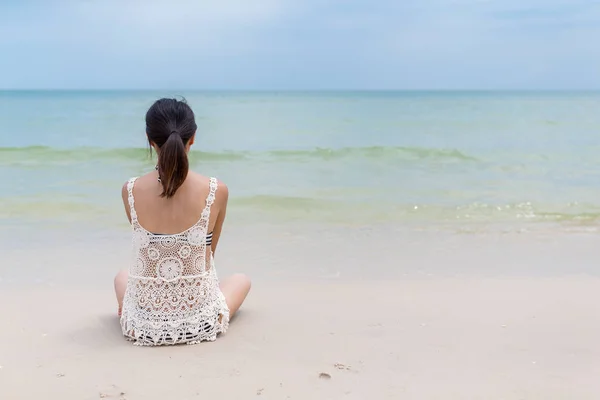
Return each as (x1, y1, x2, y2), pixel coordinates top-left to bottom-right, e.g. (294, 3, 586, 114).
(1, 0, 599, 90)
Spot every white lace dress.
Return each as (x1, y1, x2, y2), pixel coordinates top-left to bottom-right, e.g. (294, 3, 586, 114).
(120, 177, 230, 346)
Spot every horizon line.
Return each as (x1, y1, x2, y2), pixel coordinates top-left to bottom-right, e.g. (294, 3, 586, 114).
(2, 88, 600, 93)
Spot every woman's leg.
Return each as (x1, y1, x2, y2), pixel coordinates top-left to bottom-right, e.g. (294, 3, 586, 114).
(219, 273, 251, 318)
(114, 270, 128, 316)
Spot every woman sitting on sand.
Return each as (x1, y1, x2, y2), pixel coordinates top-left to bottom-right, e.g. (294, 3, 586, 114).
(113, 98, 251, 346)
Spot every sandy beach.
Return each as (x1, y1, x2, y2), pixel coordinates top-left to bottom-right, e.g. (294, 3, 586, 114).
(3, 3, 600, 397)
(1, 224, 599, 399)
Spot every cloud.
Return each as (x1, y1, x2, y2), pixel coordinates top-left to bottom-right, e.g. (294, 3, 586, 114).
(0, 0, 599, 89)
(70, 0, 285, 38)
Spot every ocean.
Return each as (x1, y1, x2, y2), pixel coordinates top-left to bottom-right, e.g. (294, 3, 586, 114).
(2, 90, 600, 234)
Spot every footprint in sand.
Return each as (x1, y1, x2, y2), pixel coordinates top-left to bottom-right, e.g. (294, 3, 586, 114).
(334, 363, 352, 371)
(98, 384, 127, 399)
(319, 372, 331, 380)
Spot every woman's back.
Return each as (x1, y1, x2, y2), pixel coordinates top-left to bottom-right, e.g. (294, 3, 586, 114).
(125, 172, 222, 236)
(120, 173, 229, 346)
(114, 98, 248, 347)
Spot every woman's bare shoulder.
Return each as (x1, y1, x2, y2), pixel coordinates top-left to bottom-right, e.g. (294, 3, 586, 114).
(188, 171, 228, 204)
(120, 173, 154, 196)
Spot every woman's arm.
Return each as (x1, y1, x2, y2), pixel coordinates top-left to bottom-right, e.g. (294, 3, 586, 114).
(211, 181, 229, 256)
(121, 181, 132, 224)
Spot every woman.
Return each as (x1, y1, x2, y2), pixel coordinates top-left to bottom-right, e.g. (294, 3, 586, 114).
(114, 98, 251, 346)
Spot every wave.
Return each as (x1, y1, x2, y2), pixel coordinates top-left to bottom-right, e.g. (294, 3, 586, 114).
(268, 146, 478, 161)
(231, 196, 600, 225)
(0, 146, 245, 164)
(0, 145, 479, 165)
(4, 194, 600, 227)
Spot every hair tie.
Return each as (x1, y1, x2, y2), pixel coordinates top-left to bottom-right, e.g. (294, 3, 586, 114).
(170, 130, 178, 136)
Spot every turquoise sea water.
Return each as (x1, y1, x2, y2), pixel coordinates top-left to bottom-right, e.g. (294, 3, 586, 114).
(2, 90, 600, 231)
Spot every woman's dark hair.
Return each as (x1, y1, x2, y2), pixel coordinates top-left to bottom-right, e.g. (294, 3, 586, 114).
(146, 98, 197, 198)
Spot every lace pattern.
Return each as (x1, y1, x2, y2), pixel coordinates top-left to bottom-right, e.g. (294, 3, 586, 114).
(120, 177, 230, 346)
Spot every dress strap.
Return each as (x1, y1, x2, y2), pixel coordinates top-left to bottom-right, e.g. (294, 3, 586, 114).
(206, 177, 218, 208)
(200, 177, 218, 221)
(126, 177, 138, 223)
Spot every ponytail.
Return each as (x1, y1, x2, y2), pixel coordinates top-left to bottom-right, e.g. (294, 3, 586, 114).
(145, 98, 197, 198)
(157, 131, 189, 198)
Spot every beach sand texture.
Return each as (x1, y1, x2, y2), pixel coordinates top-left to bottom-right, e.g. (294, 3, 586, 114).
(1, 226, 600, 399)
